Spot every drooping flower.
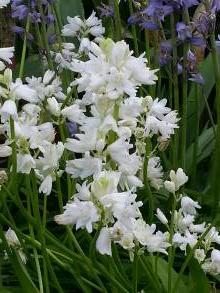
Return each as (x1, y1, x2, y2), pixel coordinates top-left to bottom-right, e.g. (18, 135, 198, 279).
(55, 199, 100, 233)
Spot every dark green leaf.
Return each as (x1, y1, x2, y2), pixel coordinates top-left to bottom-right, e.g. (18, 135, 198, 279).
(156, 257, 187, 293)
(188, 258, 210, 293)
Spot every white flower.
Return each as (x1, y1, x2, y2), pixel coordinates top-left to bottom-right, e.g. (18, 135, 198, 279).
(17, 153, 36, 174)
(100, 191, 141, 221)
(5, 228, 20, 247)
(75, 181, 91, 201)
(5, 228, 26, 264)
(0, 47, 14, 63)
(96, 227, 112, 256)
(0, 145, 12, 157)
(145, 97, 179, 140)
(164, 181, 175, 193)
(39, 175, 53, 195)
(36, 142, 64, 195)
(62, 11, 104, 39)
(132, 219, 169, 254)
(36, 142, 64, 171)
(29, 123, 55, 151)
(86, 11, 105, 37)
(156, 208, 168, 225)
(26, 70, 65, 102)
(205, 227, 220, 245)
(62, 16, 83, 36)
(181, 196, 201, 215)
(10, 79, 38, 103)
(147, 157, 164, 190)
(91, 171, 120, 199)
(71, 39, 157, 102)
(0, 100, 18, 122)
(174, 211, 195, 233)
(189, 222, 206, 234)
(61, 104, 85, 124)
(147, 231, 170, 254)
(66, 152, 102, 179)
(202, 250, 220, 275)
(65, 129, 97, 153)
(55, 199, 100, 233)
(79, 38, 92, 53)
(47, 97, 61, 116)
(211, 250, 220, 269)
(164, 168, 188, 193)
(107, 137, 132, 163)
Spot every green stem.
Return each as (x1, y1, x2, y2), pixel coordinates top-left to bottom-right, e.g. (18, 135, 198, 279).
(37, 0, 53, 69)
(9, 117, 17, 179)
(58, 120, 73, 199)
(56, 174, 63, 212)
(113, 0, 122, 40)
(181, 17, 189, 169)
(31, 172, 63, 293)
(168, 193, 177, 293)
(144, 30, 151, 65)
(143, 137, 154, 222)
(170, 13, 179, 168)
(132, 253, 138, 293)
(128, 0, 139, 55)
(19, 17, 30, 79)
(203, 90, 216, 137)
(191, 85, 200, 188)
(25, 176, 44, 293)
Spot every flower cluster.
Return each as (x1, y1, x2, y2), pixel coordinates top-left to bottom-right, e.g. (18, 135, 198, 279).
(53, 35, 179, 256)
(156, 169, 220, 276)
(51, 11, 105, 71)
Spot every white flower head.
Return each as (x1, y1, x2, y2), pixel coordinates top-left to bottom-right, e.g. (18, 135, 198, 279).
(17, 153, 36, 174)
(71, 38, 157, 102)
(66, 152, 102, 179)
(164, 168, 188, 193)
(91, 171, 121, 199)
(39, 175, 53, 195)
(47, 97, 61, 117)
(181, 196, 201, 215)
(0, 145, 12, 157)
(96, 227, 112, 256)
(147, 157, 164, 190)
(5, 228, 20, 247)
(55, 199, 100, 233)
(0, 100, 18, 122)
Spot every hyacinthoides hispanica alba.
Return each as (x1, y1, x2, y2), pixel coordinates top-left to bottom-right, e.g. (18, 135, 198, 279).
(0, 0, 220, 291)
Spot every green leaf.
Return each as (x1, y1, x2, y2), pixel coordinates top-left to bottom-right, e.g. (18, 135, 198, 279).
(188, 258, 210, 293)
(7, 250, 39, 293)
(156, 257, 188, 293)
(57, 0, 84, 23)
(185, 127, 215, 173)
(187, 54, 215, 144)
